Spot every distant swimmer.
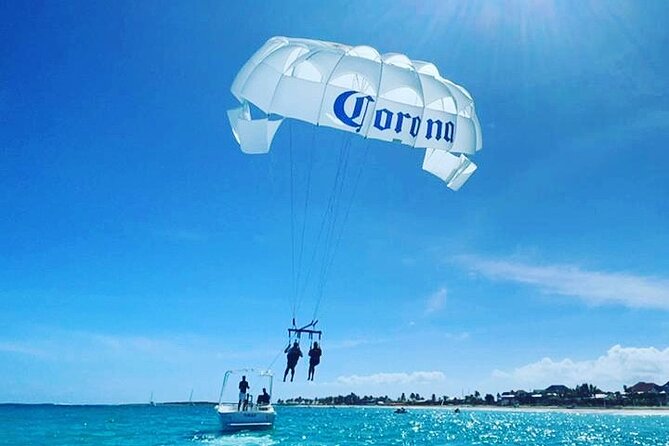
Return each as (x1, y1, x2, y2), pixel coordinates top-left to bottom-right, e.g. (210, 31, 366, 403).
(238, 375, 250, 411)
(283, 341, 303, 382)
(307, 341, 322, 381)
(257, 388, 271, 405)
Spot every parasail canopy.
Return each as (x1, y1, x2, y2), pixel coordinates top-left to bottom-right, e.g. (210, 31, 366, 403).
(228, 36, 483, 190)
(228, 37, 482, 190)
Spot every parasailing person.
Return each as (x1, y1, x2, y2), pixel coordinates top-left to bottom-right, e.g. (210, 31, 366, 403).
(307, 341, 322, 381)
(283, 340, 303, 382)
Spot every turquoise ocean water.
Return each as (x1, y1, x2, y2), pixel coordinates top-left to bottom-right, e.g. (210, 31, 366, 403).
(1, 405, 668, 446)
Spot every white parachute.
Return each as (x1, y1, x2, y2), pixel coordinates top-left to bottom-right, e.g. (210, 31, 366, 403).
(228, 36, 483, 190)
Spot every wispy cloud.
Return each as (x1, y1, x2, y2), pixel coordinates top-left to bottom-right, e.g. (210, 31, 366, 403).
(60, 330, 207, 361)
(0, 330, 275, 364)
(0, 332, 196, 363)
(336, 371, 446, 386)
(492, 345, 669, 391)
(0, 341, 46, 358)
(326, 337, 388, 350)
(424, 288, 447, 315)
(458, 256, 669, 310)
(444, 332, 470, 341)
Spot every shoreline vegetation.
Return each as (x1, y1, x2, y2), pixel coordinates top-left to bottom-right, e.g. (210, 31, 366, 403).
(278, 381, 669, 410)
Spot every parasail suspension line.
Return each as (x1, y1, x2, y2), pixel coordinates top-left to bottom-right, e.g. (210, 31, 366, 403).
(312, 138, 371, 320)
(289, 121, 297, 319)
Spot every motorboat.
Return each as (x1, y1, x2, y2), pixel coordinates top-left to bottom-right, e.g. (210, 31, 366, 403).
(394, 407, 408, 414)
(215, 369, 276, 432)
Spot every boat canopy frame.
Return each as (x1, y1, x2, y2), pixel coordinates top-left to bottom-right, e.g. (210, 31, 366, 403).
(218, 368, 274, 406)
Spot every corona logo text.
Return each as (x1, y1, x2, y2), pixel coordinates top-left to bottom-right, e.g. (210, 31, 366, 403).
(333, 90, 454, 142)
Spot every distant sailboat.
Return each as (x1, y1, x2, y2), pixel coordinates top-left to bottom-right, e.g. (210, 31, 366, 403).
(189, 389, 194, 406)
(149, 391, 156, 406)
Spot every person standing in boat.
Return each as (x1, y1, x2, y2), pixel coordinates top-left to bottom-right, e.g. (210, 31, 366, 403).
(283, 341, 303, 382)
(307, 341, 322, 381)
(238, 375, 250, 411)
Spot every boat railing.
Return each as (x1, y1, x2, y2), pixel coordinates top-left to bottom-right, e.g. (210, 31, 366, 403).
(216, 400, 273, 413)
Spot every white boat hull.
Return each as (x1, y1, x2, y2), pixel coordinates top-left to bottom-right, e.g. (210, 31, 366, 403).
(216, 403, 276, 432)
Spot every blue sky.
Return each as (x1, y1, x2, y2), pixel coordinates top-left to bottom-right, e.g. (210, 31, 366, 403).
(1, 0, 669, 403)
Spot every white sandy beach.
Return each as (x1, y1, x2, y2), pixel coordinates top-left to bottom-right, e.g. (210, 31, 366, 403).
(285, 404, 669, 416)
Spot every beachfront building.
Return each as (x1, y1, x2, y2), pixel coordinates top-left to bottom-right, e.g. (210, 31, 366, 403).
(498, 391, 517, 406)
(624, 381, 669, 406)
(626, 382, 662, 394)
(542, 385, 570, 398)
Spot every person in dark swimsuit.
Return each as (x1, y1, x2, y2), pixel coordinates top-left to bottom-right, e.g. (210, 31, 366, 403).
(307, 341, 322, 381)
(283, 341, 303, 382)
(257, 388, 271, 405)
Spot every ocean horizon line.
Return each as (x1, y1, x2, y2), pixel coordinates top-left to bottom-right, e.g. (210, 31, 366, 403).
(0, 401, 217, 407)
